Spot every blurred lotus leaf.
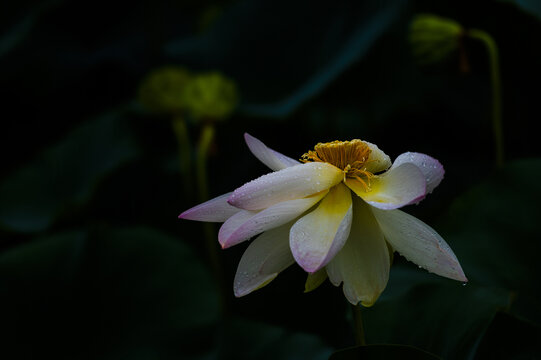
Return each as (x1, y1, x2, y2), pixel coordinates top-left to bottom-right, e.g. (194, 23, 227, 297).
(182, 72, 238, 121)
(330, 344, 441, 360)
(138, 66, 192, 114)
(221, 317, 333, 360)
(409, 14, 463, 65)
(0, 109, 138, 233)
(363, 267, 513, 359)
(0, 227, 221, 359)
(0, 0, 61, 58)
(166, 0, 407, 118)
(498, 0, 541, 20)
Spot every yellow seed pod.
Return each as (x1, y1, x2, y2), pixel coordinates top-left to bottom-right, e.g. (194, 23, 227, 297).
(138, 66, 192, 113)
(182, 72, 239, 121)
(409, 14, 464, 65)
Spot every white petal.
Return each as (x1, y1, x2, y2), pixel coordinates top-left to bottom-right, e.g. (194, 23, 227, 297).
(363, 141, 392, 173)
(179, 192, 240, 222)
(290, 183, 352, 273)
(391, 152, 444, 194)
(218, 210, 258, 249)
(228, 162, 343, 210)
(233, 223, 295, 297)
(371, 208, 467, 282)
(219, 191, 328, 249)
(326, 197, 390, 306)
(346, 163, 426, 210)
(244, 133, 300, 171)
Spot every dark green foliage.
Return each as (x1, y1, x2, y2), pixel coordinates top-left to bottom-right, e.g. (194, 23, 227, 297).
(167, 0, 408, 117)
(0, 109, 139, 233)
(499, 0, 541, 20)
(330, 344, 442, 360)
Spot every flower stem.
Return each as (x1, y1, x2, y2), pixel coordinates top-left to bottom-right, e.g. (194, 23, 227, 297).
(468, 29, 504, 168)
(352, 304, 366, 346)
(196, 124, 228, 313)
(171, 115, 193, 198)
(196, 124, 214, 202)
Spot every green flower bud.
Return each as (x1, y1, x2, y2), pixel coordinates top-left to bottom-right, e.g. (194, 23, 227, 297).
(138, 66, 191, 113)
(182, 72, 239, 121)
(410, 14, 464, 65)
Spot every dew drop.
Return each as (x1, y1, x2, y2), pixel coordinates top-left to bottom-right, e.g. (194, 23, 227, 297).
(462, 282, 467, 286)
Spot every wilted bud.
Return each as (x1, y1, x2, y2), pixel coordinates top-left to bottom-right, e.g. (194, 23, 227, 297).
(138, 66, 191, 113)
(182, 72, 238, 121)
(410, 14, 464, 65)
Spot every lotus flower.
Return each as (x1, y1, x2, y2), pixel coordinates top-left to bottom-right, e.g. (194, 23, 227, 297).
(179, 134, 467, 306)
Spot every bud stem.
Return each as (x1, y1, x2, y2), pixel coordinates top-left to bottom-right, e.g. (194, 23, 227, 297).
(196, 124, 229, 314)
(171, 115, 193, 198)
(468, 29, 504, 168)
(196, 124, 215, 202)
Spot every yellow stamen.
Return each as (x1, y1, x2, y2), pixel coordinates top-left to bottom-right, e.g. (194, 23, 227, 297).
(301, 140, 375, 191)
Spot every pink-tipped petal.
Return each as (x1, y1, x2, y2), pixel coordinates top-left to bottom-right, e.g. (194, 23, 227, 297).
(346, 163, 427, 210)
(218, 210, 258, 248)
(244, 133, 300, 171)
(391, 152, 444, 194)
(290, 183, 352, 273)
(221, 191, 328, 249)
(179, 192, 240, 222)
(228, 162, 343, 210)
(326, 197, 390, 306)
(371, 208, 467, 282)
(233, 223, 295, 297)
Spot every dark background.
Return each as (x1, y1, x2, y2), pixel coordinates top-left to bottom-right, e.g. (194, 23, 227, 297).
(1, 0, 540, 359)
